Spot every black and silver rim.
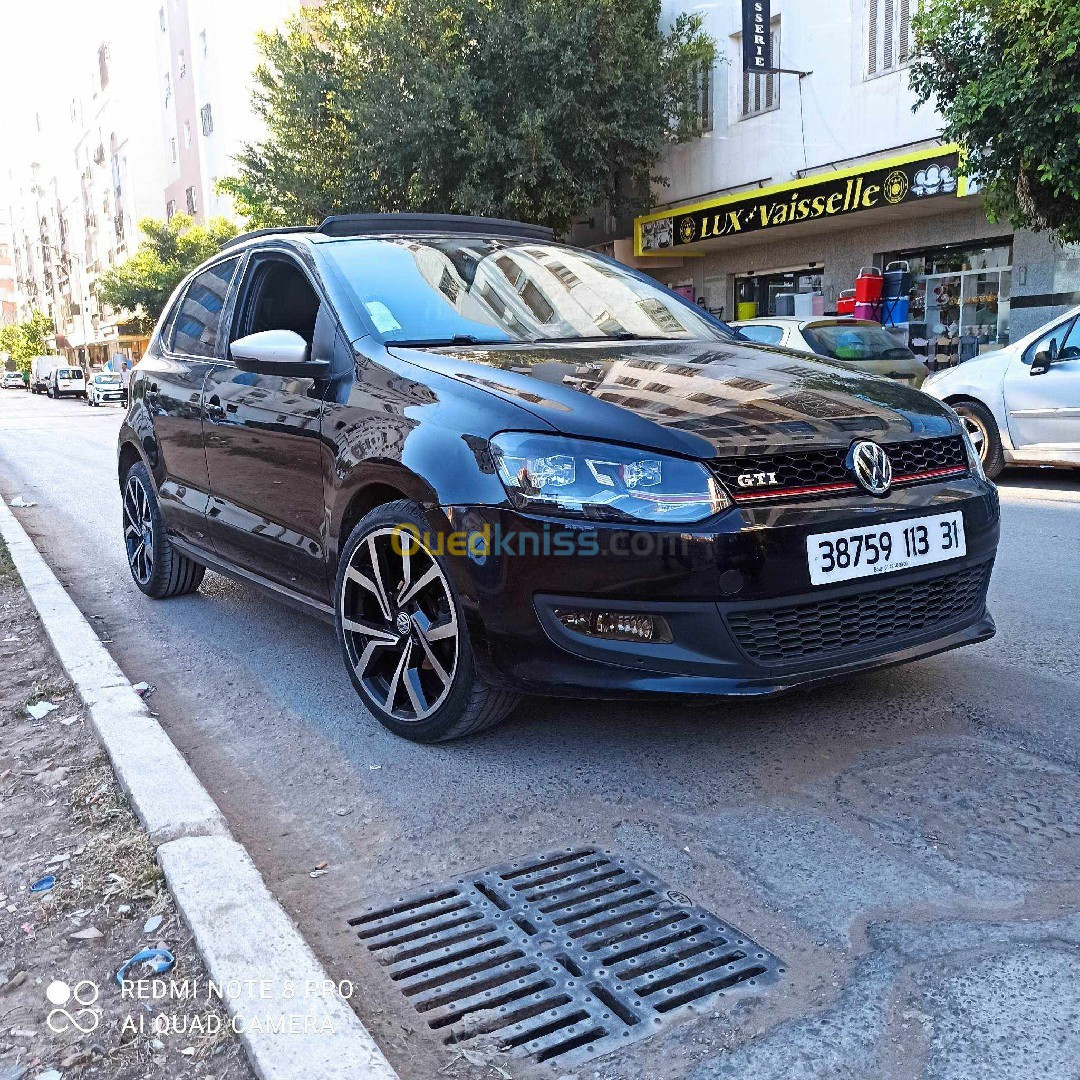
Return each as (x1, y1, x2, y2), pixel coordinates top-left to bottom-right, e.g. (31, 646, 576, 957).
(340, 527, 459, 722)
(958, 408, 988, 463)
(123, 474, 155, 585)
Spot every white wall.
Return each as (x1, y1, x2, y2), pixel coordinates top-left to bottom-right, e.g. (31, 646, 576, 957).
(658, 0, 944, 207)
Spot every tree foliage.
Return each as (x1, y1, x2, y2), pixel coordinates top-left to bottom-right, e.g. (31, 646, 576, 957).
(219, 0, 716, 232)
(910, 0, 1080, 243)
(0, 311, 55, 372)
(97, 214, 238, 331)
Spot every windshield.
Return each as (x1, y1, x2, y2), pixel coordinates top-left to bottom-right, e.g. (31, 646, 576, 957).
(95, 374, 120, 385)
(322, 237, 734, 346)
(803, 324, 916, 362)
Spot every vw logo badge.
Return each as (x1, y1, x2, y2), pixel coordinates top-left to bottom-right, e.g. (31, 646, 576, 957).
(395, 612, 411, 636)
(849, 440, 893, 495)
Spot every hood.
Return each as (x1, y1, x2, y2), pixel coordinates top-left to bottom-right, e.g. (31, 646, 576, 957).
(389, 338, 960, 458)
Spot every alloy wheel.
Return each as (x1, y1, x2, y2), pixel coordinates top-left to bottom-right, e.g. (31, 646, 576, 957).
(123, 474, 155, 585)
(340, 527, 459, 722)
(958, 409, 988, 463)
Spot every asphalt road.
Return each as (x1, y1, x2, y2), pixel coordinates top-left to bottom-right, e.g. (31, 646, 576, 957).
(2, 386, 1079, 1080)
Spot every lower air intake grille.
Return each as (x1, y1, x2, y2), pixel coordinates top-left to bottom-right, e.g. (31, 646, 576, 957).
(349, 848, 782, 1068)
(727, 561, 992, 667)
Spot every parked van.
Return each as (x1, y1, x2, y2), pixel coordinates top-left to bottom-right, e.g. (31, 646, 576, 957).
(47, 365, 86, 399)
(29, 355, 62, 394)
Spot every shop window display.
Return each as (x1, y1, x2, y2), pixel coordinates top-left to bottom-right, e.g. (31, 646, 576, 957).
(877, 241, 1012, 367)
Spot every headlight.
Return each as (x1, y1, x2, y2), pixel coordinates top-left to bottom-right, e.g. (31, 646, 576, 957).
(491, 433, 731, 523)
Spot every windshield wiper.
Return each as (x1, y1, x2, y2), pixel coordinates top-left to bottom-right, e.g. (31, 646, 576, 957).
(389, 334, 512, 348)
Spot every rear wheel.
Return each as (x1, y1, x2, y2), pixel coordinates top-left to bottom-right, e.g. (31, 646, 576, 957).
(952, 399, 1005, 479)
(335, 500, 520, 742)
(122, 462, 205, 598)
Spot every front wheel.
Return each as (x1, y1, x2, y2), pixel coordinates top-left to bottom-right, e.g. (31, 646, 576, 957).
(122, 462, 205, 598)
(335, 500, 520, 742)
(953, 399, 1005, 479)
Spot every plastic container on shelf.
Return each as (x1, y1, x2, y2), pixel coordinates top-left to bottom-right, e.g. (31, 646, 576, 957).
(774, 294, 797, 317)
(793, 292, 815, 318)
(883, 260, 913, 298)
(811, 292, 826, 316)
(836, 289, 856, 315)
(854, 266, 883, 303)
(854, 301, 882, 322)
(736, 301, 758, 321)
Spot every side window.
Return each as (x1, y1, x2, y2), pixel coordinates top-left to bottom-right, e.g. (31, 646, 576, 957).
(233, 258, 322, 348)
(739, 324, 784, 345)
(171, 257, 240, 358)
(1023, 316, 1076, 366)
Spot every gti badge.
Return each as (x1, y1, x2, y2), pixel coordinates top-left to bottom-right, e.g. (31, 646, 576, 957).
(736, 471, 779, 488)
(849, 440, 893, 496)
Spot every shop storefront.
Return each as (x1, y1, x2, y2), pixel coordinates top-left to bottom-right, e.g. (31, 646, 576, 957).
(630, 142, 1073, 358)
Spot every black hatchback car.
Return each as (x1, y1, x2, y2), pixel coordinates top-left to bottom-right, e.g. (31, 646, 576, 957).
(118, 214, 998, 741)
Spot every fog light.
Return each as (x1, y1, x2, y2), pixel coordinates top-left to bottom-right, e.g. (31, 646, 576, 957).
(554, 609, 673, 643)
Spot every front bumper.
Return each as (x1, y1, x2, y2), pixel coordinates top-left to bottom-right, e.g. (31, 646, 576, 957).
(442, 473, 999, 698)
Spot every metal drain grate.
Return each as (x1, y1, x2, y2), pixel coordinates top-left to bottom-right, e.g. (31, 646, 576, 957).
(349, 847, 783, 1068)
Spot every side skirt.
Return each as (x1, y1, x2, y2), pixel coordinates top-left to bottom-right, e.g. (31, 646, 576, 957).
(170, 536, 336, 625)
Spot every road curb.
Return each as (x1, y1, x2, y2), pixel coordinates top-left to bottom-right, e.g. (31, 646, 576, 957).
(0, 495, 400, 1080)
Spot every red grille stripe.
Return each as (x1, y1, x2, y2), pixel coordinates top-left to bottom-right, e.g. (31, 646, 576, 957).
(730, 464, 968, 502)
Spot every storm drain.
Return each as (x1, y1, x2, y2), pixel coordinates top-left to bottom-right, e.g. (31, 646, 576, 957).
(349, 847, 783, 1068)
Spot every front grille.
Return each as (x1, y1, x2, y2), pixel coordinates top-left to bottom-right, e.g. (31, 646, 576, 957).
(712, 435, 968, 501)
(726, 561, 992, 667)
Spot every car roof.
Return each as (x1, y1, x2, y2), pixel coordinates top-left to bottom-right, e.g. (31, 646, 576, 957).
(221, 213, 556, 252)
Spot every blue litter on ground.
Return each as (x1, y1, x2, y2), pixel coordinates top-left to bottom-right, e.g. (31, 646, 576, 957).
(115, 948, 175, 985)
(29, 875, 57, 893)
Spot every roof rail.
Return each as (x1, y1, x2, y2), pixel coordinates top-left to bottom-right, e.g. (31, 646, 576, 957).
(220, 225, 316, 250)
(317, 213, 555, 242)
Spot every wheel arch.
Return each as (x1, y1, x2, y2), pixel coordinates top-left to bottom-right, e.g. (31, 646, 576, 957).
(117, 438, 144, 486)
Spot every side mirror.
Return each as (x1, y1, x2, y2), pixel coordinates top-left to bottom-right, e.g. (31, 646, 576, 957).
(229, 330, 329, 378)
(1030, 347, 1055, 376)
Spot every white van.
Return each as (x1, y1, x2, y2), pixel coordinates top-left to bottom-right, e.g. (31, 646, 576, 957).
(47, 366, 87, 399)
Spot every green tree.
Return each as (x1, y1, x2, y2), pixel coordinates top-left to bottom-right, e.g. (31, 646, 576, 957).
(0, 310, 54, 372)
(910, 0, 1080, 243)
(219, 0, 716, 232)
(96, 214, 238, 331)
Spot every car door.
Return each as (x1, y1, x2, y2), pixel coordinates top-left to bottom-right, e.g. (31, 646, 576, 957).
(201, 249, 331, 599)
(138, 254, 242, 544)
(1002, 313, 1080, 449)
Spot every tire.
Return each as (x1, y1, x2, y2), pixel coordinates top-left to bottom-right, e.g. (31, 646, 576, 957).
(952, 399, 1005, 479)
(122, 461, 205, 598)
(335, 499, 520, 742)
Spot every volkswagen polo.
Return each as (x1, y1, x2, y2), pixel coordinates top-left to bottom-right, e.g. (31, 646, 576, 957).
(116, 214, 999, 742)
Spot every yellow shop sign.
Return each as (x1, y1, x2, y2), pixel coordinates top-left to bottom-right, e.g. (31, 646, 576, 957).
(636, 146, 964, 255)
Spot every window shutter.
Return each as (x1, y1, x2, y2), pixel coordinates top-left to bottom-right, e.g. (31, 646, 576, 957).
(898, 0, 911, 63)
(883, 0, 895, 68)
(868, 0, 879, 74)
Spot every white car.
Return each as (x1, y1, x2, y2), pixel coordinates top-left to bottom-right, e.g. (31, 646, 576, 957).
(923, 305, 1080, 478)
(47, 366, 87, 399)
(732, 317, 930, 387)
(2, 371, 24, 389)
(86, 371, 124, 406)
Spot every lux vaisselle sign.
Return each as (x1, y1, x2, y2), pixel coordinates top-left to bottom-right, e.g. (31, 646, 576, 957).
(636, 147, 963, 255)
(742, 0, 772, 71)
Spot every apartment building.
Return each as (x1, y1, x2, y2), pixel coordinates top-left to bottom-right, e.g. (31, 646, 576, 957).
(5, 13, 167, 364)
(626, 0, 1078, 356)
(0, 213, 17, 327)
(156, 0, 302, 224)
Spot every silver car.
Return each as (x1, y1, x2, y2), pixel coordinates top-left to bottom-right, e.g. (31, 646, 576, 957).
(923, 306, 1080, 478)
(732, 317, 930, 387)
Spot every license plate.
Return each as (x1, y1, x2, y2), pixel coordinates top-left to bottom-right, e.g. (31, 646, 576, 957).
(806, 511, 966, 585)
